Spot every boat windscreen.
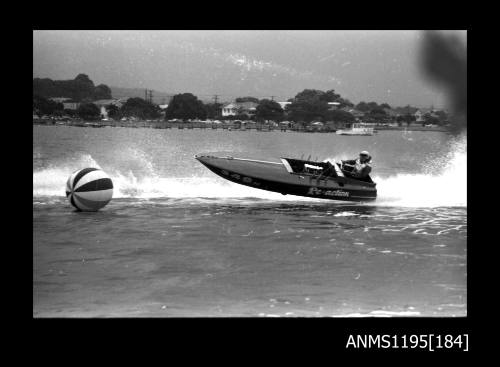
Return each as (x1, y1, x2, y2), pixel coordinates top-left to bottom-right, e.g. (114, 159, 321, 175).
(281, 158, 339, 177)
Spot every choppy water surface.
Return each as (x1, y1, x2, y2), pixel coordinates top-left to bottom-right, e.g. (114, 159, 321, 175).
(33, 126, 466, 317)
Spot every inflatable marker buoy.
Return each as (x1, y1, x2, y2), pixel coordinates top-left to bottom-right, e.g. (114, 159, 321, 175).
(66, 168, 113, 211)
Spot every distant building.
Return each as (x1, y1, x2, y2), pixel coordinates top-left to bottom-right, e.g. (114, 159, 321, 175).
(222, 101, 258, 117)
(48, 97, 79, 110)
(158, 104, 168, 117)
(221, 103, 237, 116)
(93, 99, 125, 118)
(49, 97, 71, 103)
(62, 101, 80, 110)
(343, 109, 365, 119)
(414, 108, 440, 122)
(93, 99, 125, 108)
(415, 108, 427, 122)
(327, 102, 341, 110)
(278, 101, 292, 111)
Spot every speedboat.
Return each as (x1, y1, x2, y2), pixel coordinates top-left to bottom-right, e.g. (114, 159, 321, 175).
(195, 153, 377, 202)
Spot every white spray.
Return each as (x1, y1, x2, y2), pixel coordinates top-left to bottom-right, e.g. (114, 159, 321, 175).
(33, 138, 466, 207)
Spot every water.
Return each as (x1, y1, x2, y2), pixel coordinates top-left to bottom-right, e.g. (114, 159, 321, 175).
(33, 126, 467, 317)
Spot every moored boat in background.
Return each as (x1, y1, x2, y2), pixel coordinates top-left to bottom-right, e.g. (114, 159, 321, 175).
(336, 123, 374, 136)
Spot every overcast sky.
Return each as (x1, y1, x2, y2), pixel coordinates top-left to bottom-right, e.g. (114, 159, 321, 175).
(33, 30, 466, 107)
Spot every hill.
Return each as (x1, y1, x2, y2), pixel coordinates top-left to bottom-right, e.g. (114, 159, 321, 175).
(33, 74, 112, 101)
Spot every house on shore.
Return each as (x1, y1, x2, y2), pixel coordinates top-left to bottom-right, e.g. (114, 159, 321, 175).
(278, 101, 292, 111)
(158, 104, 169, 117)
(222, 101, 258, 117)
(63, 101, 80, 110)
(414, 108, 433, 122)
(49, 97, 71, 103)
(343, 108, 365, 120)
(93, 98, 127, 118)
(49, 97, 80, 111)
(414, 107, 448, 123)
(328, 102, 341, 110)
(221, 103, 237, 117)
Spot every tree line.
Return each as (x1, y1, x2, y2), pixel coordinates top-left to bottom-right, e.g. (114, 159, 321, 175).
(161, 89, 431, 125)
(33, 81, 448, 125)
(33, 74, 112, 102)
(163, 89, 357, 123)
(33, 95, 162, 121)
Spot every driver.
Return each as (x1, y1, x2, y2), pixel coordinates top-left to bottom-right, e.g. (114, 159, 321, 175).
(340, 151, 372, 179)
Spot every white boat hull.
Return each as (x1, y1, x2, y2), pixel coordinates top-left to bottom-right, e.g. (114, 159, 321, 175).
(336, 130, 374, 136)
(336, 123, 374, 136)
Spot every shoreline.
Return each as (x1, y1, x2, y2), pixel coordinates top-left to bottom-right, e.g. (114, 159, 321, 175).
(33, 119, 450, 133)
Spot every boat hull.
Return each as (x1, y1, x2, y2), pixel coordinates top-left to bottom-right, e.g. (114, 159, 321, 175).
(195, 154, 377, 202)
(336, 130, 374, 136)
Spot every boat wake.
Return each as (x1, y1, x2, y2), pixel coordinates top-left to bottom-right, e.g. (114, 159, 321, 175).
(33, 139, 466, 208)
(374, 146, 466, 207)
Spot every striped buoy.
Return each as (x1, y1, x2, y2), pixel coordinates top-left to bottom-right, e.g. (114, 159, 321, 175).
(66, 168, 113, 211)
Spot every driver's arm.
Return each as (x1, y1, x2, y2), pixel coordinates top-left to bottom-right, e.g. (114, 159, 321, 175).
(342, 159, 356, 166)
